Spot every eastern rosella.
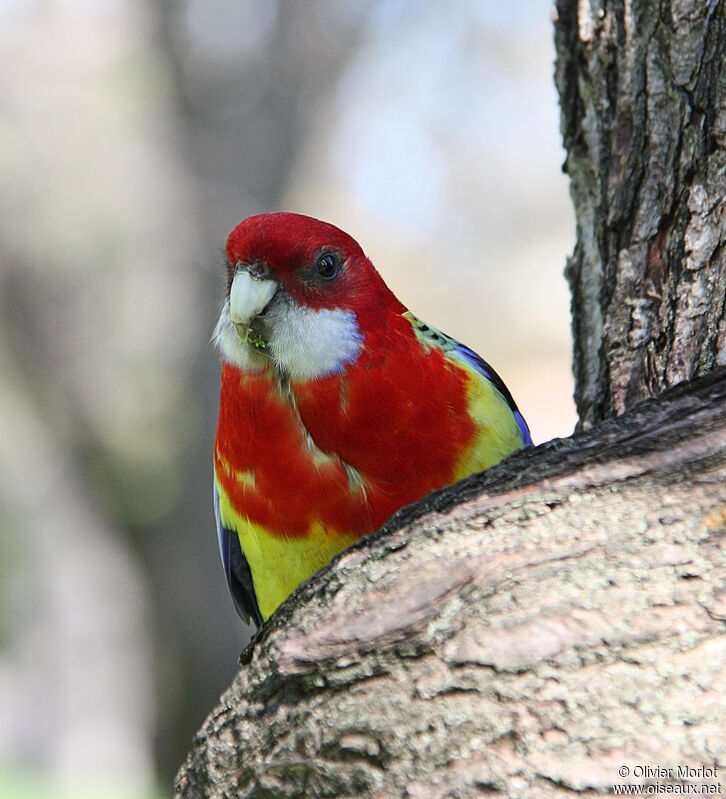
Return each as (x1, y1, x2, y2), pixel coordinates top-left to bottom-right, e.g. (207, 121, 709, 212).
(213, 213, 532, 626)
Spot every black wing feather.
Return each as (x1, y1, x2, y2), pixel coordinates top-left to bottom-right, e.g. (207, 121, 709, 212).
(214, 483, 264, 627)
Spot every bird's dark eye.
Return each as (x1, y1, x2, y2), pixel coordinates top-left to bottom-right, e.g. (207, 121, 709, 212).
(316, 252, 339, 280)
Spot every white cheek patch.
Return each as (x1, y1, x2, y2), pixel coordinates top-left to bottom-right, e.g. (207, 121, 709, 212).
(213, 298, 267, 371)
(266, 302, 363, 380)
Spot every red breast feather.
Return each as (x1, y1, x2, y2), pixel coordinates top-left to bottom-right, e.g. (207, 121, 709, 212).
(215, 314, 476, 540)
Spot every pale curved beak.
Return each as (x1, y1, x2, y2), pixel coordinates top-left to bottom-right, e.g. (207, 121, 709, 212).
(229, 270, 278, 337)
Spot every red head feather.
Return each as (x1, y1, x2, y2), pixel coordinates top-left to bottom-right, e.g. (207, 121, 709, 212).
(225, 212, 404, 321)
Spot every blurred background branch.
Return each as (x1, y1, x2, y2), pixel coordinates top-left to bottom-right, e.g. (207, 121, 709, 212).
(0, 1, 573, 794)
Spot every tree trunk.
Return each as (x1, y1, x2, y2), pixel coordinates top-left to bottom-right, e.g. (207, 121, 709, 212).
(175, 1, 726, 796)
(556, 0, 726, 429)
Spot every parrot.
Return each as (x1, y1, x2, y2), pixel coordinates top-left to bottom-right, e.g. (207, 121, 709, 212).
(213, 212, 532, 627)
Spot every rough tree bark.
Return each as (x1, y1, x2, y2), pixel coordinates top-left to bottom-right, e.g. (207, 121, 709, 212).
(557, 0, 726, 428)
(175, 1, 726, 796)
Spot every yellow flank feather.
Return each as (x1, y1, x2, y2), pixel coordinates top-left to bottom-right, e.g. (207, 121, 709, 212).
(453, 357, 525, 480)
(215, 474, 357, 620)
(403, 311, 525, 478)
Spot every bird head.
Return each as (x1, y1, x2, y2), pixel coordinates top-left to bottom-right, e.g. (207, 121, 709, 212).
(214, 213, 403, 380)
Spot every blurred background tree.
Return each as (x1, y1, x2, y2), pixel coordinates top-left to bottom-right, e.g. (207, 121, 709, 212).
(0, 1, 573, 795)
